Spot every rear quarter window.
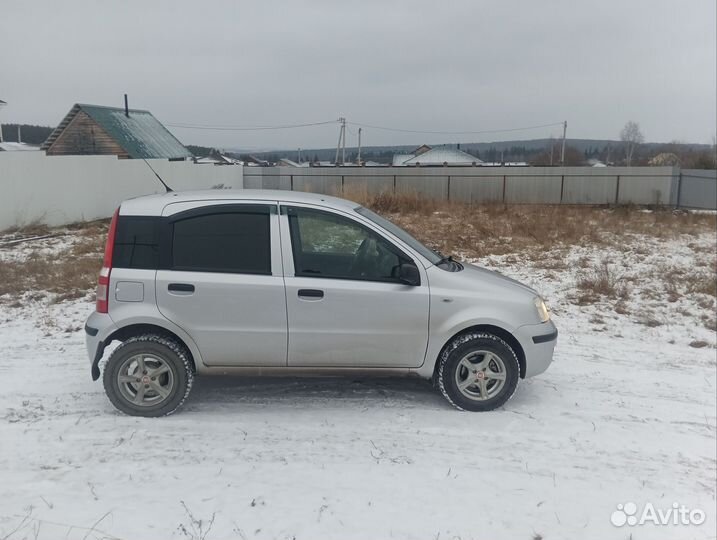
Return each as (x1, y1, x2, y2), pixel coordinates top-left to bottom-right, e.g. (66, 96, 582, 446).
(113, 216, 160, 269)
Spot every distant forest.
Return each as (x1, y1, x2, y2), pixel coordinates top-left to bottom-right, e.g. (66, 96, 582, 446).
(243, 138, 716, 169)
(186, 144, 214, 157)
(0, 124, 53, 145)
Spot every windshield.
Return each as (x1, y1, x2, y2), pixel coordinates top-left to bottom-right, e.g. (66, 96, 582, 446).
(355, 206, 442, 265)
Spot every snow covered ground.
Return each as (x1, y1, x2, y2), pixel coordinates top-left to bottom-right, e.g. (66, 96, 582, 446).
(0, 230, 715, 540)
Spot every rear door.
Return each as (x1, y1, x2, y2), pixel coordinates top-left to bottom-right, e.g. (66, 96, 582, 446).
(155, 202, 287, 367)
(280, 205, 430, 368)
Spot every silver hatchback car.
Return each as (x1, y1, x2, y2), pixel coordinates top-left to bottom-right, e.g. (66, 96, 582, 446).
(85, 190, 557, 416)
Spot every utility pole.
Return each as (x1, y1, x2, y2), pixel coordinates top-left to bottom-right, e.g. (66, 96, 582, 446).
(560, 120, 567, 165)
(341, 118, 346, 165)
(0, 99, 6, 143)
(335, 117, 346, 165)
(17, 125, 21, 144)
(357, 127, 362, 165)
(297, 147, 301, 163)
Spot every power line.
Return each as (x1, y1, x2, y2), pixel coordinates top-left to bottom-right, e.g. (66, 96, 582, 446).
(165, 119, 339, 131)
(346, 120, 565, 136)
(164, 117, 565, 137)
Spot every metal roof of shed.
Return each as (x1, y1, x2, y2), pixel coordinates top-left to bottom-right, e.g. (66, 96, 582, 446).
(42, 103, 192, 159)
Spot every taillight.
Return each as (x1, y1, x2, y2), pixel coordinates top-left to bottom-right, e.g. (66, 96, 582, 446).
(96, 267, 110, 313)
(96, 208, 119, 313)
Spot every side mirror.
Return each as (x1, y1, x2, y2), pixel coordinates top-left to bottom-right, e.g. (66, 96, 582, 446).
(397, 263, 421, 286)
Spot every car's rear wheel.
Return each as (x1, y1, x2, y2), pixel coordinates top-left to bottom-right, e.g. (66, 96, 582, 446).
(102, 334, 193, 417)
(437, 332, 520, 411)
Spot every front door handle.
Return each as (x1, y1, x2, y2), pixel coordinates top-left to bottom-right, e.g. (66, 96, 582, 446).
(298, 289, 324, 299)
(168, 283, 195, 294)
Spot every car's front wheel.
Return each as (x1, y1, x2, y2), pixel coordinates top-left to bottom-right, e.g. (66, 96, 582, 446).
(102, 334, 194, 417)
(437, 332, 520, 411)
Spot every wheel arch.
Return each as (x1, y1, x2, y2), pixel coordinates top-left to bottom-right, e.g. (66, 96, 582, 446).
(92, 323, 198, 381)
(433, 324, 526, 379)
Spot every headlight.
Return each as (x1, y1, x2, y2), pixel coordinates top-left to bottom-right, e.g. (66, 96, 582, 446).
(534, 297, 550, 322)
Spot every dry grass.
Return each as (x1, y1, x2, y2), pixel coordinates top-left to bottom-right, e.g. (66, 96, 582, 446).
(1, 220, 53, 237)
(0, 254, 102, 302)
(0, 220, 107, 303)
(635, 260, 717, 330)
(686, 271, 717, 297)
(341, 187, 717, 260)
(574, 260, 630, 304)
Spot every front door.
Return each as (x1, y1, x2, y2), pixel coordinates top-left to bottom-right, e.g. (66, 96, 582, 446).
(281, 206, 429, 368)
(156, 203, 287, 366)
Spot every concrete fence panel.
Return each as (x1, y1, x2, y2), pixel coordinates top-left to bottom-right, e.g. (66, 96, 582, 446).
(562, 176, 618, 204)
(0, 152, 243, 230)
(342, 175, 395, 197)
(242, 174, 264, 189)
(505, 173, 562, 204)
(395, 173, 449, 200)
(245, 168, 290, 190)
(293, 174, 342, 195)
(220, 165, 697, 207)
(448, 174, 504, 203)
(613, 167, 676, 205)
(243, 165, 714, 209)
(561, 169, 618, 204)
(678, 170, 717, 210)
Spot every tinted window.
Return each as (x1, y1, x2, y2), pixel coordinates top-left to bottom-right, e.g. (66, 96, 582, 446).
(172, 209, 271, 274)
(287, 207, 408, 282)
(113, 216, 160, 269)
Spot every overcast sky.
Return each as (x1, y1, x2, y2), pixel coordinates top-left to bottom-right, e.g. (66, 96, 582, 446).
(2, 0, 715, 150)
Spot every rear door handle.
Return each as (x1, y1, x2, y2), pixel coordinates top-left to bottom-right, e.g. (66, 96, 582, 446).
(298, 289, 324, 299)
(168, 283, 195, 294)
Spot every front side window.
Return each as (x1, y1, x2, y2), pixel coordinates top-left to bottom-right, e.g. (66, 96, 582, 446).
(171, 207, 271, 274)
(287, 207, 409, 282)
(355, 206, 442, 265)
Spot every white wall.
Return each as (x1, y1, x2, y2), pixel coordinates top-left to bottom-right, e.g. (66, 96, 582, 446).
(0, 152, 243, 230)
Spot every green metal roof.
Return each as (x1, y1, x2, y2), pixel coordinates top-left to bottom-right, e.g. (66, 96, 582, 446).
(43, 103, 192, 159)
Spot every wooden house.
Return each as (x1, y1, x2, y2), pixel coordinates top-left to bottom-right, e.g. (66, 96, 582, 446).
(41, 103, 192, 160)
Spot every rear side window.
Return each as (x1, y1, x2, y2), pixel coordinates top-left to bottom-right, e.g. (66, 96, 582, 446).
(171, 208, 271, 274)
(113, 216, 160, 269)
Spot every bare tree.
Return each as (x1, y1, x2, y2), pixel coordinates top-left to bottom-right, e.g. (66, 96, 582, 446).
(620, 121, 644, 166)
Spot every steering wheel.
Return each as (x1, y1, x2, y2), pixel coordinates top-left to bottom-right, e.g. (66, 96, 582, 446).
(349, 237, 376, 277)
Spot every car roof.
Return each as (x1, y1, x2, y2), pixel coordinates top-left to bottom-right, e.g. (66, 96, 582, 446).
(119, 189, 359, 216)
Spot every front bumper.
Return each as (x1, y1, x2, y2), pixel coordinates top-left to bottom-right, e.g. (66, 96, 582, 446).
(85, 311, 116, 380)
(515, 320, 558, 378)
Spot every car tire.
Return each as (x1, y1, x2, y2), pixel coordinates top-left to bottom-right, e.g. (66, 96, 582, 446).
(437, 332, 520, 412)
(102, 334, 194, 417)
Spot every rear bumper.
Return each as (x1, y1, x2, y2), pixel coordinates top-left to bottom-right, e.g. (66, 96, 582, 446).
(85, 311, 116, 380)
(515, 320, 558, 378)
